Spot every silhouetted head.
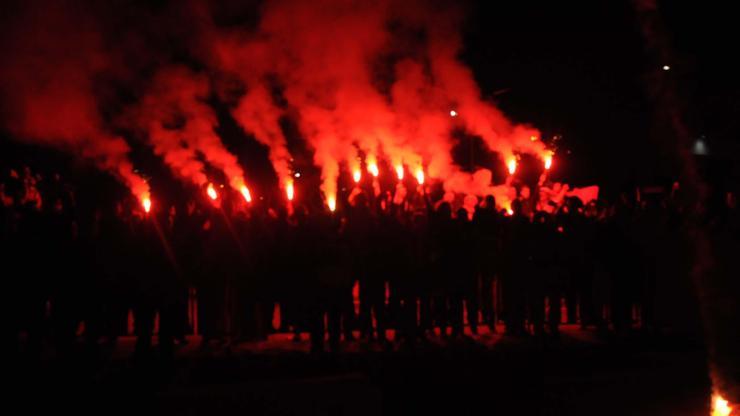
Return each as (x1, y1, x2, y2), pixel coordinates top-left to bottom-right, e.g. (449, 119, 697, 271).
(437, 201, 452, 218)
(293, 205, 308, 224)
(534, 211, 550, 225)
(456, 207, 468, 221)
(353, 192, 368, 208)
(511, 199, 523, 216)
(485, 195, 496, 209)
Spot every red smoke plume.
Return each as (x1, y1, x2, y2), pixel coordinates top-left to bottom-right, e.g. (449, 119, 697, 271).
(2, 0, 559, 212)
(0, 1, 148, 200)
(130, 65, 249, 194)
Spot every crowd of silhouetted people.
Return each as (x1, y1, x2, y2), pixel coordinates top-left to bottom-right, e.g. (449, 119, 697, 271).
(3, 165, 737, 359)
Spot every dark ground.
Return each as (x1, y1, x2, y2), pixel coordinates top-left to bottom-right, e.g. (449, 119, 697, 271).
(9, 325, 711, 415)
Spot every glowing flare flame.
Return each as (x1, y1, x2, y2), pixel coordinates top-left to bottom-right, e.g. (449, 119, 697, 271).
(544, 154, 553, 170)
(712, 394, 734, 416)
(327, 195, 337, 212)
(415, 168, 425, 185)
(142, 195, 152, 213)
(353, 169, 361, 183)
(207, 183, 218, 200)
(240, 186, 252, 203)
(507, 158, 517, 175)
(368, 163, 379, 178)
(286, 179, 294, 201)
(395, 165, 404, 181)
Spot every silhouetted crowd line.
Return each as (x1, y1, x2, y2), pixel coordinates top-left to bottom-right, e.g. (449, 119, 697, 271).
(3, 166, 731, 358)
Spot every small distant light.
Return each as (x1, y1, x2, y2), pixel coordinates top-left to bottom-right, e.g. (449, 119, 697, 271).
(530, 136, 538, 142)
(693, 139, 708, 155)
(294, 172, 301, 178)
(662, 65, 670, 71)
(449, 110, 458, 117)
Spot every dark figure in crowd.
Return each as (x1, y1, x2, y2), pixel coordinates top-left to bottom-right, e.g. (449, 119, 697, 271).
(473, 195, 500, 333)
(3, 162, 699, 359)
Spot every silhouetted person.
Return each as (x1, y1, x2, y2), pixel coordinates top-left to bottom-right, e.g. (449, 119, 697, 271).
(473, 195, 500, 332)
(502, 199, 530, 336)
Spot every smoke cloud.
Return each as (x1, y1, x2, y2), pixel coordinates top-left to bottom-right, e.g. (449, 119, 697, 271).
(2, 0, 557, 209)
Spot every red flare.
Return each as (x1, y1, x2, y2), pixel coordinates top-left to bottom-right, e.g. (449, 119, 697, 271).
(142, 195, 152, 214)
(327, 195, 337, 212)
(368, 162, 379, 178)
(544, 154, 553, 170)
(507, 158, 517, 175)
(395, 165, 404, 181)
(207, 183, 218, 200)
(415, 168, 425, 185)
(353, 169, 361, 184)
(286, 179, 295, 201)
(712, 394, 734, 416)
(240, 185, 252, 203)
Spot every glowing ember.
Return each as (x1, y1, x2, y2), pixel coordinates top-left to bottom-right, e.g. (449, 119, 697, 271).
(353, 169, 361, 183)
(712, 394, 734, 416)
(368, 162, 379, 177)
(327, 195, 337, 212)
(240, 185, 252, 203)
(507, 158, 517, 175)
(544, 153, 553, 170)
(449, 109, 458, 117)
(207, 183, 218, 200)
(530, 135, 538, 141)
(286, 179, 294, 201)
(142, 195, 152, 213)
(415, 168, 425, 185)
(395, 165, 404, 180)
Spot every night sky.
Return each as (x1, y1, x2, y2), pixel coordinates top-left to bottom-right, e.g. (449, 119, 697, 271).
(462, 0, 739, 191)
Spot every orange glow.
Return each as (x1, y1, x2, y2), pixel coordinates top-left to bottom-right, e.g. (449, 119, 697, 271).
(530, 135, 538, 142)
(507, 158, 517, 175)
(240, 185, 252, 203)
(368, 162, 379, 177)
(207, 183, 218, 200)
(395, 165, 404, 180)
(327, 195, 337, 212)
(415, 168, 425, 185)
(353, 169, 361, 183)
(142, 195, 152, 213)
(544, 153, 553, 170)
(286, 179, 294, 201)
(506, 208, 513, 216)
(712, 394, 734, 416)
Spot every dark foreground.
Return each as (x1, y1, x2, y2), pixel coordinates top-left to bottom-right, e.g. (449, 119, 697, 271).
(9, 326, 711, 416)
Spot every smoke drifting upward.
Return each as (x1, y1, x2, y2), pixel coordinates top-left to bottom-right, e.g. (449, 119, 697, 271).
(233, 84, 292, 188)
(241, 0, 551, 203)
(130, 65, 249, 193)
(204, 24, 294, 192)
(2, 0, 556, 209)
(0, 1, 149, 201)
(132, 67, 209, 188)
